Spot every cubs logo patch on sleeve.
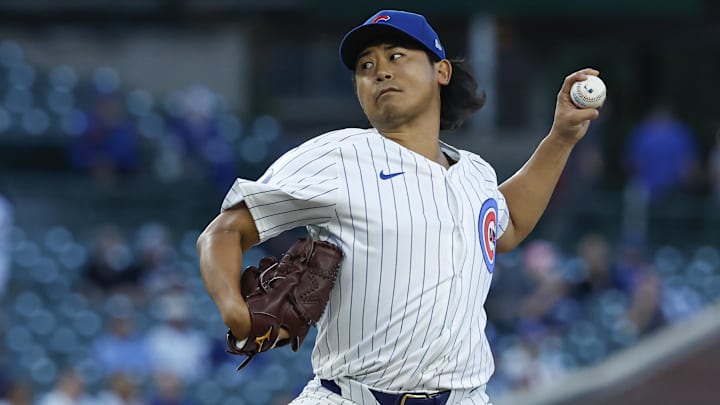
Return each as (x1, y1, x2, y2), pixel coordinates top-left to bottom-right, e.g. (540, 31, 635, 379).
(478, 198, 498, 273)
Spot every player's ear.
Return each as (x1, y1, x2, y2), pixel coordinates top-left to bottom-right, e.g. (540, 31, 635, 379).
(436, 59, 452, 86)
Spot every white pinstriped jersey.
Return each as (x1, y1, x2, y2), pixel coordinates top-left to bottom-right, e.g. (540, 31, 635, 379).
(222, 128, 509, 392)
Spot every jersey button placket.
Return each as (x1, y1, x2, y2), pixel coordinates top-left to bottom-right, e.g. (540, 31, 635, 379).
(445, 178, 466, 280)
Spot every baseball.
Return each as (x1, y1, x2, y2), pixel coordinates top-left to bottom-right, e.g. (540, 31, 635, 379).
(570, 75, 606, 109)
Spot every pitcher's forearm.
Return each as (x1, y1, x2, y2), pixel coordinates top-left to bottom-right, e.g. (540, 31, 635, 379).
(499, 133, 574, 241)
(197, 230, 251, 337)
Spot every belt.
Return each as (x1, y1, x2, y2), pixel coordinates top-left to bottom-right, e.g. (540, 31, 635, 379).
(320, 379, 451, 405)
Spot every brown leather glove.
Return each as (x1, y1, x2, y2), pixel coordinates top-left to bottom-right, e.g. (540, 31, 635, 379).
(226, 238, 343, 370)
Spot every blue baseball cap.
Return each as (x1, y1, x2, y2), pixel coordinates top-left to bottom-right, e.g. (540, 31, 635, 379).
(339, 10, 446, 70)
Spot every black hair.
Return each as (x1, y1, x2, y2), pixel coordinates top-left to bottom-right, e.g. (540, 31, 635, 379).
(436, 57, 486, 131)
(350, 36, 485, 131)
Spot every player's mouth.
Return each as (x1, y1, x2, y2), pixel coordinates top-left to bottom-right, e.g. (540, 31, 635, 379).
(376, 87, 400, 100)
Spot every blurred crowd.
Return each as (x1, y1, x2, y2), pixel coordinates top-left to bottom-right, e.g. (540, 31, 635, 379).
(65, 78, 292, 196)
(0, 40, 298, 197)
(487, 234, 661, 395)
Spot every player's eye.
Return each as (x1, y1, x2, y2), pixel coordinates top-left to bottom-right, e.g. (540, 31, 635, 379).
(389, 53, 404, 61)
(358, 60, 374, 70)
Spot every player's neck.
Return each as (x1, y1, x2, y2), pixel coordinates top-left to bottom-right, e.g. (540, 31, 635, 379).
(376, 125, 448, 169)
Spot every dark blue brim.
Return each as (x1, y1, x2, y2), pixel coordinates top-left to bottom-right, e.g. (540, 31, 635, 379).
(340, 24, 433, 70)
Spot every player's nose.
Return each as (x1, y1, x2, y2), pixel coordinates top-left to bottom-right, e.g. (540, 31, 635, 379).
(374, 60, 393, 81)
(375, 70, 392, 82)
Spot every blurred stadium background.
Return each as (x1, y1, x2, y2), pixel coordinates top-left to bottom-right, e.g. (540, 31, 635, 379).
(1, 0, 719, 404)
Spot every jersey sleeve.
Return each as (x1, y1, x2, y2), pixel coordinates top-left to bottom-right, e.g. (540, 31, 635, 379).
(467, 153, 510, 239)
(494, 186, 510, 239)
(221, 142, 339, 242)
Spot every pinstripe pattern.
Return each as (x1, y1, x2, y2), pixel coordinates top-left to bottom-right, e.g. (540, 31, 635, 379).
(223, 128, 508, 398)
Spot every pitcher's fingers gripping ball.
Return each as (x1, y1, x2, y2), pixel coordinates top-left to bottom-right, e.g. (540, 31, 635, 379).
(226, 238, 343, 370)
(570, 75, 606, 109)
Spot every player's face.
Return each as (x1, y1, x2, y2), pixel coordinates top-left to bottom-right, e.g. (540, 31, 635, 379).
(353, 43, 449, 130)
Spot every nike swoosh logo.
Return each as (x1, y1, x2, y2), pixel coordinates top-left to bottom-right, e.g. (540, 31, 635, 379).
(379, 170, 405, 180)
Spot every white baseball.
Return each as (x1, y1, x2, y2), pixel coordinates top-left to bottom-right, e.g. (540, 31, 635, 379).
(570, 75, 606, 109)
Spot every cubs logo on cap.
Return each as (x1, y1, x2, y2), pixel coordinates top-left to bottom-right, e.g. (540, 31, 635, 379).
(478, 198, 498, 273)
(339, 10, 446, 70)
